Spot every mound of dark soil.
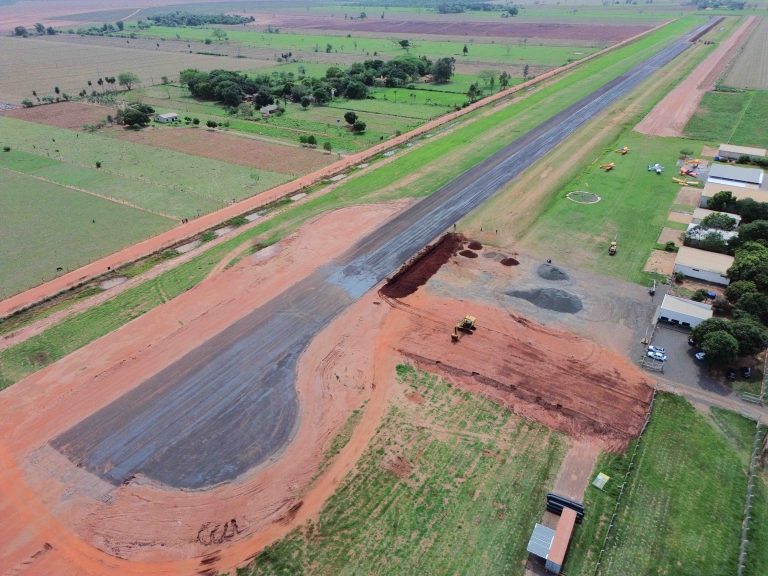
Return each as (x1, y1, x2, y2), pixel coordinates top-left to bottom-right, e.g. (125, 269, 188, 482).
(500, 258, 519, 266)
(459, 250, 478, 258)
(468, 241, 483, 250)
(537, 263, 569, 281)
(381, 233, 464, 298)
(506, 288, 582, 314)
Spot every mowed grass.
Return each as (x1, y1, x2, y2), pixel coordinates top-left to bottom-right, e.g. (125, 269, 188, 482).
(566, 394, 752, 576)
(241, 365, 566, 576)
(684, 89, 768, 148)
(0, 116, 290, 213)
(523, 131, 706, 284)
(0, 169, 173, 299)
(0, 17, 704, 387)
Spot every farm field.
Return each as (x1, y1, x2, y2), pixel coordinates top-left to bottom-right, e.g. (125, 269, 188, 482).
(521, 131, 707, 284)
(722, 16, 768, 89)
(0, 169, 173, 300)
(684, 89, 768, 148)
(242, 365, 566, 576)
(0, 35, 273, 105)
(566, 395, 754, 575)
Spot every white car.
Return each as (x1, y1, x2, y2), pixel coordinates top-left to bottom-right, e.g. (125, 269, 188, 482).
(647, 345, 666, 354)
(695, 352, 706, 361)
(647, 350, 667, 362)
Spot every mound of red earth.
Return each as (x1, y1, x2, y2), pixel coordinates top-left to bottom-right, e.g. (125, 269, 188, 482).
(459, 250, 479, 258)
(501, 258, 519, 266)
(385, 293, 653, 451)
(381, 233, 464, 298)
(468, 241, 483, 250)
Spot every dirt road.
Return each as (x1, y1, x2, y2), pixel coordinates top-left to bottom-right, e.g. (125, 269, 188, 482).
(634, 16, 756, 137)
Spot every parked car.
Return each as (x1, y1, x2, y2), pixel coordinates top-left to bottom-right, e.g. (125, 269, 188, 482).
(648, 345, 666, 354)
(727, 368, 737, 381)
(688, 337, 696, 346)
(695, 352, 706, 361)
(742, 367, 752, 379)
(647, 350, 667, 362)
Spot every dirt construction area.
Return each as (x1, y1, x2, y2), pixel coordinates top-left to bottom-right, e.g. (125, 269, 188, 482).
(1, 101, 112, 129)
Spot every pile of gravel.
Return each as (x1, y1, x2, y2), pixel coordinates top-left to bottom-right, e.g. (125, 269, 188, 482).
(537, 263, 569, 281)
(507, 288, 582, 314)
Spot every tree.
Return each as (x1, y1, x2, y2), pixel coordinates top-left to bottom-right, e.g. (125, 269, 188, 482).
(507, 5, 519, 16)
(344, 81, 368, 99)
(344, 111, 358, 125)
(300, 96, 311, 109)
(523, 64, 530, 79)
(701, 330, 739, 367)
(399, 39, 410, 49)
(737, 220, 768, 244)
(708, 190, 736, 212)
(462, 44, 469, 55)
(313, 86, 331, 105)
(14, 26, 28, 37)
(210, 28, 228, 41)
(735, 292, 768, 324)
(116, 103, 154, 128)
(432, 57, 455, 84)
(729, 318, 768, 357)
(206, 120, 217, 128)
(352, 120, 366, 133)
(46, 26, 56, 35)
(691, 317, 732, 345)
(21, 98, 34, 108)
(728, 242, 768, 290)
(299, 135, 308, 145)
(499, 71, 511, 89)
(700, 212, 737, 231)
(307, 135, 317, 146)
(118, 72, 140, 90)
(323, 141, 332, 152)
(466, 83, 481, 102)
(34, 23, 45, 35)
(116, 20, 124, 31)
(192, 117, 200, 125)
(725, 280, 758, 304)
(325, 43, 333, 53)
(54, 86, 60, 95)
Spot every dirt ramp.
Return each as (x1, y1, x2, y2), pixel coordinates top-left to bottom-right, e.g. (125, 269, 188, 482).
(381, 233, 463, 298)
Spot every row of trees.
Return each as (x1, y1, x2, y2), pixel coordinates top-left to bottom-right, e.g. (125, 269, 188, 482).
(180, 55, 456, 109)
(686, 191, 768, 254)
(146, 12, 255, 27)
(13, 23, 56, 37)
(437, 2, 519, 15)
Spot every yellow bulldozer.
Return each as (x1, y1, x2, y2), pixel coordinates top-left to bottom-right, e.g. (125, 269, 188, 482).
(451, 315, 477, 342)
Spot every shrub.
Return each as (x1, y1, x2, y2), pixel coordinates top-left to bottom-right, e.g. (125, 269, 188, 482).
(200, 230, 216, 242)
(95, 160, 102, 168)
(307, 135, 318, 146)
(664, 241, 678, 252)
(2, 146, 10, 152)
(206, 120, 217, 128)
(691, 289, 709, 302)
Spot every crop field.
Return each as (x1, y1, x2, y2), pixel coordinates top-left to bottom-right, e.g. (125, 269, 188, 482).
(0, 36, 273, 105)
(0, 169, 172, 300)
(566, 395, 753, 576)
(241, 365, 566, 576)
(522, 132, 707, 283)
(722, 16, 768, 89)
(684, 89, 768, 148)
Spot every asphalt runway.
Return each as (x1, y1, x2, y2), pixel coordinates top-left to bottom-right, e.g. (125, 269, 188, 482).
(53, 20, 717, 489)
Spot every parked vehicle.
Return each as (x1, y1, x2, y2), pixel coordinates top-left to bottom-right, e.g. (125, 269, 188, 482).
(742, 367, 752, 379)
(647, 350, 667, 362)
(648, 345, 666, 354)
(695, 352, 706, 361)
(688, 337, 696, 346)
(727, 368, 737, 381)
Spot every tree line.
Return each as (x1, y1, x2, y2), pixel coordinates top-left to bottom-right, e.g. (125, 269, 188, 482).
(685, 191, 768, 254)
(146, 12, 255, 27)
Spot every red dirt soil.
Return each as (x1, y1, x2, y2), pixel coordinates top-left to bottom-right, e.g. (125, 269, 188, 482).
(0, 201, 408, 575)
(267, 16, 651, 42)
(2, 101, 112, 129)
(0, 22, 667, 318)
(383, 291, 654, 451)
(634, 16, 757, 137)
(113, 126, 333, 175)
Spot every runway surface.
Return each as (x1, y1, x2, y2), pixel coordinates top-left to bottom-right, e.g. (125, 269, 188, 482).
(53, 20, 715, 489)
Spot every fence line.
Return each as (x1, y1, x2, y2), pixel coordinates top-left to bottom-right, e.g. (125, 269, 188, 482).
(592, 390, 657, 576)
(737, 422, 766, 574)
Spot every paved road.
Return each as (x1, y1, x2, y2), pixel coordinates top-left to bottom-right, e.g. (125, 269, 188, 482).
(53, 21, 718, 489)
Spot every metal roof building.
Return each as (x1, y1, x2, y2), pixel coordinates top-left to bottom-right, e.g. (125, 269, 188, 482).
(707, 164, 764, 189)
(527, 507, 578, 574)
(718, 144, 767, 161)
(674, 246, 733, 285)
(657, 294, 713, 328)
(700, 183, 768, 207)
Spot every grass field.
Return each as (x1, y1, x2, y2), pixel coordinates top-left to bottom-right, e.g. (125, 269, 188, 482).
(684, 89, 768, 148)
(566, 394, 753, 576)
(240, 365, 565, 575)
(0, 169, 173, 299)
(522, 131, 706, 284)
(0, 16, 705, 387)
(722, 16, 768, 90)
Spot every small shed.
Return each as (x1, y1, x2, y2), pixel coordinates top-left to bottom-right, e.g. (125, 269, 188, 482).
(718, 144, 766, 161)
(657, 294, 713, 328)
(673, 246, 733, 286)
(260, 103, 279, 116)
(707, 164, 764, 189)
(155, 112, 179, 123)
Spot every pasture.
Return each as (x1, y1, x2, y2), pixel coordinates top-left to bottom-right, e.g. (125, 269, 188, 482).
(722, 16, 768, 90)
(684, 89, 768, 148)
(566, 395, 753, 576)
(0, 169, 172, 300)
(241, 365, 566, 575)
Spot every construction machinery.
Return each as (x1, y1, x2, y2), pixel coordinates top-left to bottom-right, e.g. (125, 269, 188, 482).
(615, 146, 630, 155)
(600, 162, 615, 172)
(451, 315, 477, 342)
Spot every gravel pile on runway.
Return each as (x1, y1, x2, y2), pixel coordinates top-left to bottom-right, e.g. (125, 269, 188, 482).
(468, 241, 483, 250)
(507, 288, 582, 313)
(537, 263, 569, 281)
(459, 250, 478, 258)
(501, 257, 519, 266)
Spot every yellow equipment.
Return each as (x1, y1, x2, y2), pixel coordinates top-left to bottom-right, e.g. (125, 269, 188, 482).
(672, 177, 687, 185)
(608, 241, 617, 256)
(686, 180, 700, 186)
(615, 146, 629, 155)
(600, 162, 615, 171)
(451, 315, 477, 342)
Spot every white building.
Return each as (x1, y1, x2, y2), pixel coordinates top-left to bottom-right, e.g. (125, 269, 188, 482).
(707, 163, 764, 189)
(718, 144, 766, 162)
(155, 112, 179, 123)
(673, 246, 733, 285)
(657, 294, 713, 328)
(700, 182, 768, 207)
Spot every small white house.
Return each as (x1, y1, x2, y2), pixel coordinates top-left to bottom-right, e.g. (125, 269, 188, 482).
(657, 294, 713, 328)
(674, 246, 733, 285)
(155, 112, 179, 123)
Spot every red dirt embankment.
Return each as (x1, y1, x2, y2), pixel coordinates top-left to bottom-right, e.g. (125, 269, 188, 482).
(381, 233, 464, 298)
(635, 16, 756, 137)
(382, 292, 654, 450)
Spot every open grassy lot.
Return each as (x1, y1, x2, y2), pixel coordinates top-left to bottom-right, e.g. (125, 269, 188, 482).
(0, 17, 704, 387)
(684, 89, 768, 148)
(0, 169, 173, 300)
(0, 116, 289, 213)
(722, 16, 768, 90)
(566, 394, 753, 576)
(522, 131, 706, 284)
(241, 365, 565, 575)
